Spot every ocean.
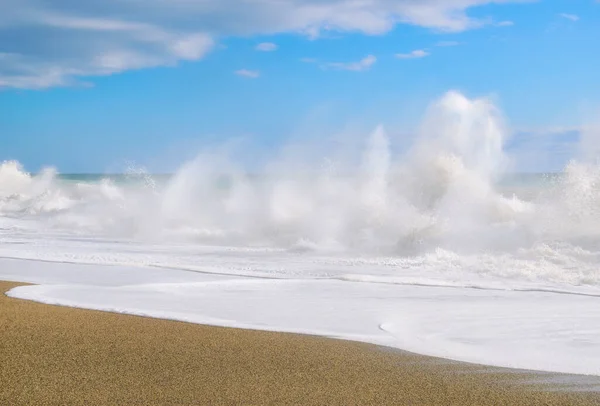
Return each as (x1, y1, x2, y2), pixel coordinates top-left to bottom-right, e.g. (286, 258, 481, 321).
(2, 91, 600, 376)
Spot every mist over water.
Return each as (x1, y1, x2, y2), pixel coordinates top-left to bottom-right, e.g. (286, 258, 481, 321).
(2, 91, 600, 285)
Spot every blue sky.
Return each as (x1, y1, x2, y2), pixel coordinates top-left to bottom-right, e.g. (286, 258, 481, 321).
(1, 0, 599, 173)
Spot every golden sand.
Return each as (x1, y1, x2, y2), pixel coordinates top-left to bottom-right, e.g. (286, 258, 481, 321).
(1, 281, 599, 405)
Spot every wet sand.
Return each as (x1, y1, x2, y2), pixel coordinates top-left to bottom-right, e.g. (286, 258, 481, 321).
(2, 280, 599, 405)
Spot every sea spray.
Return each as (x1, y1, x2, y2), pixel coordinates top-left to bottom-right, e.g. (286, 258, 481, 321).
(0, 90, 599, 263)
(0, 91, 528, 250)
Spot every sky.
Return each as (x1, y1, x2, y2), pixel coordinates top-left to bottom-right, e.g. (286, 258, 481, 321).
(0, 0, 599, 173)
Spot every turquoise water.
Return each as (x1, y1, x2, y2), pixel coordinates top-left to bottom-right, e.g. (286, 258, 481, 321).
(58, 173, 171, 185)
(57, 172, 561, 187)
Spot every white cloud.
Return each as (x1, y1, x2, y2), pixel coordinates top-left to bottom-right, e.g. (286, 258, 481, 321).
(0, 12, 214, 89)
(171, 34, 215, 60)
(496, 20, 515, 27)
(235, 69, 260, 78)
(322, 55, 376, 72)
(300, 57, 318, 63)
(1, 0, 535, 89)
(435, 41, 460, 47)
(255, 42, 277, 52)
(559, 13, 580, 22)
(396, 50, 430, 59)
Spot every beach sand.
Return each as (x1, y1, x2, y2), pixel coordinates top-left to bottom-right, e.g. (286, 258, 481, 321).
(2, 280, 599, 405)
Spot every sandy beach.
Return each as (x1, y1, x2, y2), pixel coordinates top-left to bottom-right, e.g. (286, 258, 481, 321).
(1, 281, 599, 405)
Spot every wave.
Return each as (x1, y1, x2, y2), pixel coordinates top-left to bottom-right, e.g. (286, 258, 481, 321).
(2, 91, 600, 276)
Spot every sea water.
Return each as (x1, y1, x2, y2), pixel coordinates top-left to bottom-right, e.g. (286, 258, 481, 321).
(2, 91, 600, 376)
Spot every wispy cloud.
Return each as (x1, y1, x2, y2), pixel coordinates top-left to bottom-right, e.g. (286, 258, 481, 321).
(507, 127, 583, 172)
(435, 41, 460, 47)
(322, 55, 376, 72)
(0, 0, 537, 89)
(496, 21, 515, 27)
(395, 50, 430, 59)
(235, 69, 260, 78)
(255, 42, 278, 52)
(559, 13, 580, 22)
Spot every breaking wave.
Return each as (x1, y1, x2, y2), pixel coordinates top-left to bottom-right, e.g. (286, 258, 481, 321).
(2, 91, 600, 285)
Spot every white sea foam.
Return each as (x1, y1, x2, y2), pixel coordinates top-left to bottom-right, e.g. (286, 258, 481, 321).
(2, 91, 600, 376)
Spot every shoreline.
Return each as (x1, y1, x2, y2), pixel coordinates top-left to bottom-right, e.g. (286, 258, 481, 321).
(2, 280, 600, 405)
